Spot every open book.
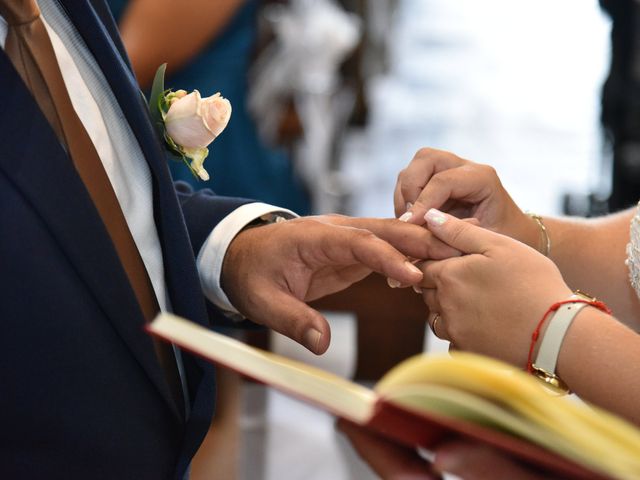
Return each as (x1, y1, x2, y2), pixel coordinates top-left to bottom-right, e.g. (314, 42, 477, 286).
(148, 313, 640, 480)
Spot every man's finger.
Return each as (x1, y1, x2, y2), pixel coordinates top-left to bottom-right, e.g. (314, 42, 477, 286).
(342, 217, 463, 262)
(424, 209, 498, 254)
(344, 228, 424, 286)
(251, 285, 332, 354)
(291, 218, 423, 286)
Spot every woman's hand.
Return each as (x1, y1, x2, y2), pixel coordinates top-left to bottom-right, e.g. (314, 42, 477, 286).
(337, 420, 439, 480)
(394, 148, 540, 250)
(419, 209, 571, 367)
(338, 420, 553, 480)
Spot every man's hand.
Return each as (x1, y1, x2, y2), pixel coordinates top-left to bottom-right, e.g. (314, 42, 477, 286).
(221, 215, 458, 354)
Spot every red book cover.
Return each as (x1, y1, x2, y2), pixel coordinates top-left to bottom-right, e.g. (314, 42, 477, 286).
(363, 400, 609, 479)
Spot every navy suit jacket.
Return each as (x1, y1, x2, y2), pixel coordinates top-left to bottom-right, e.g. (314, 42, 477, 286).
(0, 1, 250, 478)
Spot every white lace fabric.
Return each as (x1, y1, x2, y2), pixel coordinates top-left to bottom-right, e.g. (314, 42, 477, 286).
(626, 202, 640, 298)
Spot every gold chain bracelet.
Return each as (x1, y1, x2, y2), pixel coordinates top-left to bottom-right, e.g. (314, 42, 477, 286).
(525, 212, 551, 257)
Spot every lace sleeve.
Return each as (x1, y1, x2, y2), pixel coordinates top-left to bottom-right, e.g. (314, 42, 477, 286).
(625, 203, 640, 299)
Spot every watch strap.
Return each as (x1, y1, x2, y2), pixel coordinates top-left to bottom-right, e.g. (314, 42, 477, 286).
(533, 302, 588, 374)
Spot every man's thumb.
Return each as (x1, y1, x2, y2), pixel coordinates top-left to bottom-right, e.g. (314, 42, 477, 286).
(257, 288, 332, 355)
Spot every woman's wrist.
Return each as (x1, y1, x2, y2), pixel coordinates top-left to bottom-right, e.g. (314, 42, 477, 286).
(554, 307, 640, 424)
(528, 292, 612, 393)
(499, 208, 546, 254)
(524, 288, 572, 359)
(554, 306, 613, 381)
(525, 212, 551, 257)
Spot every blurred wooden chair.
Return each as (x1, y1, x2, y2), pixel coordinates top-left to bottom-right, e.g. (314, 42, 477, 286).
(190, 272, 429, 479)
(311, 272, 429, 381)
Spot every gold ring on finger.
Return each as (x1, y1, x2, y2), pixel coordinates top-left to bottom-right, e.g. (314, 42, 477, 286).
(429, 313, 443, 339)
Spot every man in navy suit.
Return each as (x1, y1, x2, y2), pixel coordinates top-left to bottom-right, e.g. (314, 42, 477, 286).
(0, 1, 448, 478)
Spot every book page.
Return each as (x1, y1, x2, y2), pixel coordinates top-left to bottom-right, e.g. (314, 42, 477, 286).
(381, 384, 586, 468)
(148, 313, 377, 424)
(375, 352, 640, 480)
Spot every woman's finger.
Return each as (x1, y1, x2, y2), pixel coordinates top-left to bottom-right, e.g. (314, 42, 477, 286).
(425, 209, 501, 255)
(338, 420, 441, 480)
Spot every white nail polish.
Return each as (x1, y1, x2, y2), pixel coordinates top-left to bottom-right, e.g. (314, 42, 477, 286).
(387, 277, 401, 288)
(399, 211, 413, 222)
(405, 261, 422, 276)
(425, 208, 447, 225)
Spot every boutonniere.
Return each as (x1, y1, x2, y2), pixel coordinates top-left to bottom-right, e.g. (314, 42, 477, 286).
(149, 64, 232, 181)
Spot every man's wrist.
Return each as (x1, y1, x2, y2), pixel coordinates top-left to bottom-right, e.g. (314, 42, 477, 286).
(196, 203, 297, 315)
(242, 212, 288, 230)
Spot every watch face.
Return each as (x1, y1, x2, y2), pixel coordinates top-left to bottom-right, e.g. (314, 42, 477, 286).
(531, 366, 570, 396)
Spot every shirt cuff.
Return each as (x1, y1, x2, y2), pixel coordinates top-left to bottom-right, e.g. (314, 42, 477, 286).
(196, 202, 298, 314)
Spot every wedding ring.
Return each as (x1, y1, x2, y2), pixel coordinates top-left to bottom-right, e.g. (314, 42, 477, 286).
(429, 313, 443, 339)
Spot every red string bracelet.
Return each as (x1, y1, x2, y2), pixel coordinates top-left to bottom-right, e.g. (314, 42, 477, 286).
(526, 298, 612, 373)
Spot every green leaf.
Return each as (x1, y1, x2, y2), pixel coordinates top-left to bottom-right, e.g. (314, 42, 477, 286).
(149, 63, 167, 129)
(163, 131, 199, 179)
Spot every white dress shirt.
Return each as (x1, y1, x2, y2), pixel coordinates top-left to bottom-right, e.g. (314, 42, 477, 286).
(0, 6, 295, 315)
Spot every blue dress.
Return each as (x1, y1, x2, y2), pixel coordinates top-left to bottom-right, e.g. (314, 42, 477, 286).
(108, 0, 311, 214)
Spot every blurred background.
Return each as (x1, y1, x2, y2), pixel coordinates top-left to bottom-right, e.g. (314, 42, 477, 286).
(110, 0, 623, 478)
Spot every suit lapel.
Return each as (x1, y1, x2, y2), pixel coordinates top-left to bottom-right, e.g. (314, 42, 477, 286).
(0, 38, 183, 420)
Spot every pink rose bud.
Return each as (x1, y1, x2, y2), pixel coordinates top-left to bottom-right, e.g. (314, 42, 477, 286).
(164, 90, 232, 150)
(169, 89, 188, 106)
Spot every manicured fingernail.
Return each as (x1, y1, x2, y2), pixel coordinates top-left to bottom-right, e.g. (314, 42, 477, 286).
(303, 328, 322, 352)
(406, 202, 413, 210)
(425, 208, 447, 226)
(412, 285, 422, 294)
(399, 211, 413, 222)
(387, 277, 401, 288)
(405, 261, 422, 276)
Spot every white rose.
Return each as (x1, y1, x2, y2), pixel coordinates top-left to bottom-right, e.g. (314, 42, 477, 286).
(164, 90, 232, 150)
